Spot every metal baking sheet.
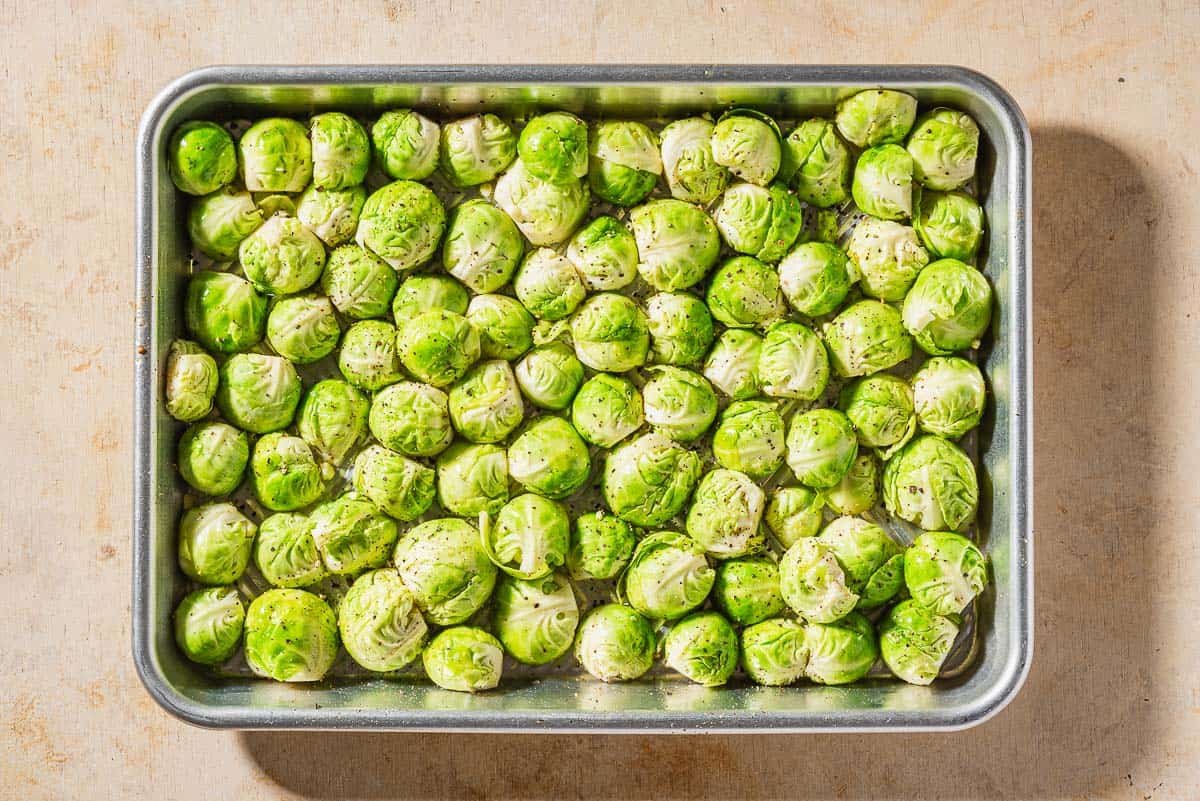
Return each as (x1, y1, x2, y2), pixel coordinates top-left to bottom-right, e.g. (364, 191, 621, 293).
(134, 65, 1032, 732)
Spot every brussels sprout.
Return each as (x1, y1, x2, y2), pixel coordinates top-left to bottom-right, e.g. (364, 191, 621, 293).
(781, 118, 852, 207)
(834, 89, 918, 148)
(823, 452, 879, 516)
(570, 293, 649, 372)
(904, 530, 987, 616)
(703, 329, 762, 400)
(187, 188, 264, 260)
(338, 319, 403, 391)
(446, 360, 523, 444)
(164, 340, 218, 423)
(308, 111, 370, 190)
(352, 445, 435, 521)
(852, 145, 916, 221)
(879, 599, 961, 685)
(393, 518, 499, 625)
(422, 627, 504, 692)
(253, 512, 326, 588)
(493, 159, 589, 246)
(440, 113, 517, 186)
(588, 121, 662, 206)
(565, 216, 638, 291)
(912, 356, 986, 439)
(508, 416, 591, 500)
(786, 408, 858, 489)
(356, 180, 446, 271)
(482, 493, 571, 580)
(906, 108, 980, 191)
(713, 557, 784, 625)
(320, 245, 398, 320)
(642, 366, 717, 442)
(168, 121, 237, 195)
(571, 374, 644, 449)
(567, 511, 636, 580)
(441, 200, 525, 294)
(185, 271, 268, 354)
(370, 109, 439, 180)
(712, 400, 785, 480)
(846, 217, 930, 301)
(244, 589, 338, 681)
(765, 486, 824, 547)
(883, 435, 979, 531)
(713, 183, 804, 263)
(574, 603, 656, 681)
(645, 292, 714, 367)
(178, 422, 248, 496)
(777, 242, 853, 317)
(215, 354, 300, 434)
(296, 184, 366, 247)
(819, 516, 904, 607)
(804, 611, 878, 685)
(239, 118, 312, 192)
(513, 248, 586, 321)
(493, 572, 580, 665)
(659, 117, 730, 204)
(256, 195, 297, 217)
(250, 432, 326, 512)
(711, 110, 782, 186)
(517, 111, 588, 184)
(799, 207, 842, 246)
(309, 493, 398, 575)
(839, 373, 917, 450)
(629, 199, 721, 291)
(265, 294, 340, 365)
(296, 379, 369, 466)
(780, 535, 858, 623)
(620, 530, 714, 619)
(392, 274, 469, 322)
(914, 190, 984, 261)
(603, 432, 702, 527)
(467, 294, 534, 361)
(824, 300, 914, 377)
(514, 342, 584, 411)
(741, 618, 809, 686)
(238, 215, 326, 295)
(686, 469, 766, 558)
(705, 256, 785, 329)
(173, 586, 244, 665)
(398, 309, 481, 388)
(757, 322, 830, 401)
(177, 502, 256, 585)
(338, 568, 427, 672)
(902, 258, 993, 355)
(436, 442, 509, 516)
(663, 611, 738, 686)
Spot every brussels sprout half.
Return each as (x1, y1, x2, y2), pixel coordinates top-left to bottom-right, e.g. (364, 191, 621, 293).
(904, 531, 988, 615)
(912, 356, 987, 439)
(393, 518, 499, 626)
(265, 294, 340, 365)
(423, 627, 504, 692)
(642, 366, 718, 443)
(711, 400, 786, 480)
(663, 611, 739, 686)
(882, 435, 979, 531)
(168, 121, 237, 196)
(355, 180, 446, 271)
(493, 572, 580, 665)
(619, 530, 714, 620)
(482, 493, 571, 580)
(765, 486, 825, 548)
(239, 118, 312, 192)
(846, 217, 930, 302)
(188, 188, 264, 261)
(436, 442, 510, 516)
(902, 258, 993, 355)
(174, 586, 245, 665)
(372, 109, 440, 180)
(440, 113, 517, 187)
(251, 432, 327, 512)
(216, 354, 301, 434)
(164, 340, 219, 423)
(244, 589, 339, 682)
(567, 511, 636, 581)
(321, 245, 399, 320)
(508, 416, 591, 500)
(297, 379, 370, 467)
(565, 216, 639, 291)
(570, 292, 649, 372)
(645, 292, 714, 367)
(178, 502, 257, 585)
(185, 271, 267, 354)
(879, 599, 962, 685)
(339, 568, 428, 673)
(571, 373, 644, 450)
(352, 445, 435, 521)
(686, 469, 766, 558)
(713, 557, 785, 626)
(782, 118, 851, 207)
(493, 159, 589, 246)
(786, 408, 859, 489)
(442, 199, 525, 293)
(574, 603, 656, 682)
(834, 89, 918, 148)
(741, 618, 809, 686)
(823, 300, 914, 378)
(778, 242, 853, 318)
(588, 121, 662, 206)
(629, 199, 721, 291)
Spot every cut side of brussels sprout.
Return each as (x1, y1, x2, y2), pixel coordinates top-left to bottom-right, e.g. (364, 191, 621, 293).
(571, 374, 644, 450)
(423, 627, 504, 692)
(882, 435, 979, 531)
(178, 502, 257, 586)
(296, 184, 366, 247)
(254, 512, 326, 589)
(339, 568, 427, 673)
(777, 241, 853, 317)
(174, 586, 245, 665)
(645, 292, 714, 367)
(296, 379, 369, 467)
(574, 603, 656, 681)
(266, 294, 340, 365)
(440, 113, 517, 187)
(164, 340, 219, 423)
(785, 408, 859, 489)
(629, 198, 721, 291)
(321, 245, 398, 320)
(216, 353, 301, 434)
(846, 217, 930, 302)
(244, 589, 339, 682)
(356, 180, 446, 272)
(372, 109, 440, 180)
(567, 511, 636, 581)
(482, 493, 571, 580)
(352, 445, 435, 522)
(570, 292, 649, 372)
(507, 416, 591, 500)
(169, 121, 237, 196)
(393, 518, 498, 626)
(686, 469, 766, 558)
(659, 117, 730, 204)
(902, 258, 993, 355)
(442, 199, 525, 293)
(308, 493, 398, 575)
(492, 572, 580, 665)
(436, 442, 510, 516)
(757, 322, 830, 401)
(239, 118, 313, 192)
(711, 400, 786, 480)
(642, 366, 718, 443)
(663, 611, 739, 686)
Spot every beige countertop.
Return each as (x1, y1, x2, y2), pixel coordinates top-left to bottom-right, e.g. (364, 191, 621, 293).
(2, 1, 1198, 798)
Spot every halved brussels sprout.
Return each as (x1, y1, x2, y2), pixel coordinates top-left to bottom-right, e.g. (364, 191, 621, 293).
(513, 248, 586, 322)
(215, 354, 300, 434)
(782, 118, 851, 207)
(777, 241, 853, 317)
(603, 432, 702, 527)
(852, 145, 915, 221)
(822, 452, 879, 516)
(392, 274, 469, 322)
(296, 184, 366, 247)
(904, 530, 988, 615)
(686, 469, 766, 558)
(239, 118, 312, 192)
(765, 486, 825, 548)
(799, 206, 842, 245)
(914, 190, 984, 261)
(309, 111, 370, 190)
(440, 113, 517, 186)
(185, 271, 267, 354)
(467, 294, 535, 361)
(621, 530, 714, 620)
(178, 422, 248, 496)
(173, 586, 244, 665)
(574, 603, 656, 681)
(265, 294, 340, 365)
(902, 258, 993, 355)
(906, 108, 980, 191)
(570, 293, 649, 372)
(169, 121, 237, 195)
(705, 256, 785, 329)
(250, 432, 326, 512)
(629, 198, 721, 291)
(645, 292, 714, 367)
(571, 373, 643, 449)
(824, 300, 914, 377)
(422, 627, 504, 692)
(785, 408, 858, 489)
(352, 445, 435, 521)
(338, 319, 404, 391)
(757, 322, 830, 401)
(663, 611, 738, 686)
(508, 416, 590, 500)
(713, 183, 803, 262)
(818, 516, 903, 607)
(447, 360, 523, 444)
(703, 329, 762, 400)
(436, 442, 509, 515)
(834, 89, 918, 148)
(779, 537, 857, 623)
(565, 216, 639, 291)
(882, 435, 978, 531)
(371, 109, 439, 180)
(244, 589, 338, 682)
(188, 188, 264, 260)
(517, 111, 588, 184)
(355, 180, 446, 271)
(879, 599, 961, 685)
(911, 356, 986, 439)
(493, 158, 589, 246)
(567, 511, 636, 580)
(442, 199, 525, 293)
(588, 121, 662, 206)
(846, 217, 930, 301)
(483, 493, 571, 580)
(254, 512, 326, 588)
(393, 517, 499, 625)
(713, 557, 784, 625)
(804, 611, 878, 685)
(239, 214, 326, 295)
(164, 340, 218, 422)
(493, 572, 580, 664)
(339, 568, 427, 672)
(642, 366, 717, 442)
(839, 373, 917, 450)
(659, 117, 730, 204)
(178, 502, 256, 585)
(711, 110, 783, 186)
(398, 309, 481, 388)
(296, 379, 370, 466)
(320, 245, 398, 320)
(514, 342, 584, 410)
(741, 618, 808, 686)
(309, 493, 398, 575)
(711, 400, 785, 480)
